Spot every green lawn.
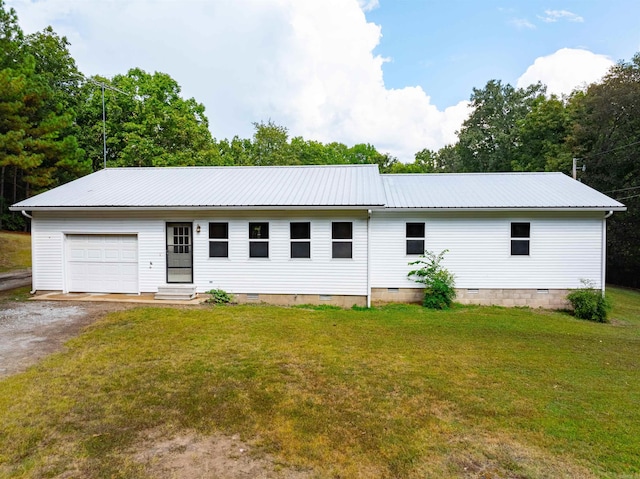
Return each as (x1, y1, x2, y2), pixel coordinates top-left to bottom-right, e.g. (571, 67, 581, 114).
(0, 288, 638, 478)
(0, 231, 31, 273)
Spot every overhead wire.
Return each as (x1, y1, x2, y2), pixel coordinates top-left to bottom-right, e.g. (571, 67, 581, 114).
(605, 185, 640, 193)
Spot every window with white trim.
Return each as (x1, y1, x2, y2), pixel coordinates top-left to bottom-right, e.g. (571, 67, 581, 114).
(406, 222, 425, 255)
(332, 222, 352, 258)
(290, 222, 311, 258)
(249, 222, 269, 258)
(209, 222, 228, 257)
(511, 222, 530, 256)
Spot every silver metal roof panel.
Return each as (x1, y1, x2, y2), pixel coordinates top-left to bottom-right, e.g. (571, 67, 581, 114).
(381, 172, 626, 210)
(12, 165, 386, 209)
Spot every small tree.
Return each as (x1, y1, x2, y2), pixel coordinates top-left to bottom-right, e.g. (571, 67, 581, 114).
(408, 249, 456, 309)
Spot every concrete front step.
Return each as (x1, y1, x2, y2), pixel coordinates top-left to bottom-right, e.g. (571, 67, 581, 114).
(155, 284, 197, 300)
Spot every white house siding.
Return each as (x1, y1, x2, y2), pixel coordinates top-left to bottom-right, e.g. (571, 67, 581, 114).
(193, 211, 368, 296)
(32, 211, 166, 293)
(370, 210, 605, 291)
(31, 210, 368, 296)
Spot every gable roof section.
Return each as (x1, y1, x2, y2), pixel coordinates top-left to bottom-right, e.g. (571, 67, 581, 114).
(11, 166, 625, 212)
(12, 165, 386, 210)
(381, 172, 626, 210)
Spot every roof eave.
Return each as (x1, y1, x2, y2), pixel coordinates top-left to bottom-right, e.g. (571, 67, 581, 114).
(377, 206, 627, 212)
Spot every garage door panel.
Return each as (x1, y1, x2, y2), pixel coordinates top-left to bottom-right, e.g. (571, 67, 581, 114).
(87, 249, 103, 260)
(66, 234, 138, 294)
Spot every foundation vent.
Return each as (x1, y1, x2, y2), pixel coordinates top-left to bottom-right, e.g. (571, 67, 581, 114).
(319, 295, 333, 301)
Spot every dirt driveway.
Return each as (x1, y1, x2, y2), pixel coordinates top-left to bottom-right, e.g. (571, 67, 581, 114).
(0, 300, 132, 377)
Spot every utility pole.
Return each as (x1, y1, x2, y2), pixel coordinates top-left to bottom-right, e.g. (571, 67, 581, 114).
(572, 158, 586, 181)
(86, 78, 129, 169)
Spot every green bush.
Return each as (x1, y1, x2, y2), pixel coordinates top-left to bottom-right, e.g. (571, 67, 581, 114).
(407, 249, 456, 309)
(205, 289, 233, 305)
(566, 280, 611, 323)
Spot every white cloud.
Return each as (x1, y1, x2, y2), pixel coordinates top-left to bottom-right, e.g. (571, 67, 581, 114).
(509, 17, 536, 30)
(6, 0, 467, 161)
(538, 9, 584, 23)
(357, 0, 379, 12)
(516, 48, 613, 96)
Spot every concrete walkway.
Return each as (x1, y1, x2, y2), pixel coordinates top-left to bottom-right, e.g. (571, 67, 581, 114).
(0, 269, 31, 292)
(31, 291, 208, 306)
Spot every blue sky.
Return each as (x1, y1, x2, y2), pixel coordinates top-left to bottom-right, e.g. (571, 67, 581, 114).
(6, 0, 640, 161)
(366, 1, 640, 108)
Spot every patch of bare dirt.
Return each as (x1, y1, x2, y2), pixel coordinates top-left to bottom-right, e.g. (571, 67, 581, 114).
(0, 300, 133, 377)
(134, 430, 312, 479)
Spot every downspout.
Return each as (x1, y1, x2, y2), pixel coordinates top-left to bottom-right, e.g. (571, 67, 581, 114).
(367, 209, 372, 308)
(21, 210, 36, 294)
(601, 211, 613, 296)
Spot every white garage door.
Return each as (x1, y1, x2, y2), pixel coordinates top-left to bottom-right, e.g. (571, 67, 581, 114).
(66, 234, 138, 293)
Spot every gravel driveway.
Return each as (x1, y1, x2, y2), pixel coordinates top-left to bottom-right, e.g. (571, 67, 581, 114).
(0, 300, 131, 377)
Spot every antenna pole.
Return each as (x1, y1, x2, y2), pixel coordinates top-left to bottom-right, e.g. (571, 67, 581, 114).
(102, 84, 107, 169)
(85, 78, 129, 170)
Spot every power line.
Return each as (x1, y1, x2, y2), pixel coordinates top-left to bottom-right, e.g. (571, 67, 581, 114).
(615, 193, 640, 201)
(584, 139, 640, 159)
(605, 185, 640, 194)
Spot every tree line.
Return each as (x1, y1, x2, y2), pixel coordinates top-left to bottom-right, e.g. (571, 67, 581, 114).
(1, 1, 638, 287)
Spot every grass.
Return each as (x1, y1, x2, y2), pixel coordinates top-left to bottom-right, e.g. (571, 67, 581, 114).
(0, 288, 638, 478)
(0, 231, 31, 273)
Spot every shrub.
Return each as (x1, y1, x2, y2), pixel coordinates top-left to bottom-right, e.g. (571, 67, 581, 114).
(205, 289, 233, 305)
(566, 280, 611, 323)
(407, 249, 456, 309)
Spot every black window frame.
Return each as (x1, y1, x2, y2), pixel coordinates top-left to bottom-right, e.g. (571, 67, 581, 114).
(510, 222, 530, 256)
(249, 222, 269, 258)
(208, 222, 229, 258)
(332, 221, 353, 259)
(290, 222, 311, 259)
(406, 222, 425, 255)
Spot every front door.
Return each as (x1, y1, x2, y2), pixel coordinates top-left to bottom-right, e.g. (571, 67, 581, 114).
(166, 223, 193, 283)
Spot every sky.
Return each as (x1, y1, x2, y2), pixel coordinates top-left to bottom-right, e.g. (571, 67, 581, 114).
(6, 0, 640, 162)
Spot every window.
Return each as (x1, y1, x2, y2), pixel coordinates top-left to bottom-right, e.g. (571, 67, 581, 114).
(249, 222, 269, 258)
(406, 222, 425, 255)
(290, 222, 311, 258)
(172, 225, 190, 253)
(511, 222, 530, 256)
(209, 222, 228, 257)
(332, 222, 352, 258)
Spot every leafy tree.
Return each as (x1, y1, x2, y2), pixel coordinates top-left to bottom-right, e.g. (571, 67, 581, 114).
(0, 1, 87, 229)
(251, 120, 294, 165)
(513, 95, 572, 172)
(76, 69, 217, 169)
(568, 53, 640, 287)
(457, 80, 546, 172)
(215, 136, 253, 165)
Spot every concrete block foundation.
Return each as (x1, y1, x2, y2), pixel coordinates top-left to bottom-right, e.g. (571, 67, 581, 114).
(372, 287, 571, 309)
(233, 293, 367, 308)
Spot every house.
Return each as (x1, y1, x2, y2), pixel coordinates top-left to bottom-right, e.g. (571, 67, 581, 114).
(10, 165, 625, 308)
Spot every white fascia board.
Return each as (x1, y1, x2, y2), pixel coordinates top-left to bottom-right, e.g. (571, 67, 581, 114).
(378, 206, 627, 212)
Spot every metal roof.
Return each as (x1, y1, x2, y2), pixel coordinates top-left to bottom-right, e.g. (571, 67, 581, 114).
(381, 172, 626, 210)
(11, 167, 625, 211)
(11, 165, 386, 209)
